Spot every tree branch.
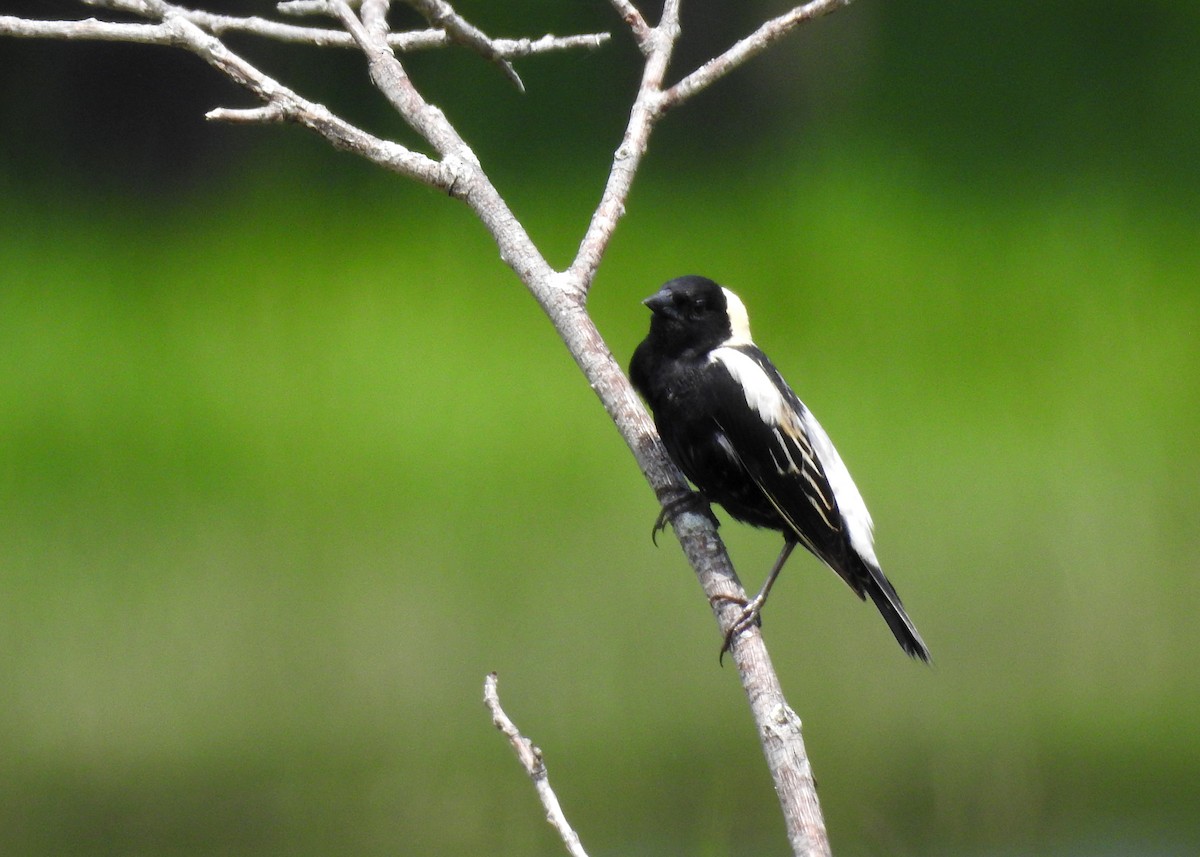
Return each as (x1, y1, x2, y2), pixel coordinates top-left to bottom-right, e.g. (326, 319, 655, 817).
(162, 8, 449, 188)
(324, 0, 554, 294)
(3, 6, 608, 54)
(574, 0, 845, 286)
(0, 14, 176, 46)
(406, 0, 524, 91)
(484, 674, 589, 857)
(206, 104, 289, 124)
(606, 0, 651, 51)
(570, 2, 678, 285)
(664, 0, 852, 109)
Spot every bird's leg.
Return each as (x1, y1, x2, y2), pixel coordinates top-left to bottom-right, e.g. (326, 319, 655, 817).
(717, 540, 798, 660)
(651, 488, 718, 546)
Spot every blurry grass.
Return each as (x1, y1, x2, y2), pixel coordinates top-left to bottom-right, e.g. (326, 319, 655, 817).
(1, 146, 1197, 856)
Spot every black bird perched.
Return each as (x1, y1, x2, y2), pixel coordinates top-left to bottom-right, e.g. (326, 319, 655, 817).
(630, 275, 930, 662)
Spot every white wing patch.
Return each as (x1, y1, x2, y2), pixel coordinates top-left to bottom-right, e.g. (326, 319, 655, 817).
(799, 409, 879, 565)
(709, 347, 787, 426)
(710, 328, 881, 567)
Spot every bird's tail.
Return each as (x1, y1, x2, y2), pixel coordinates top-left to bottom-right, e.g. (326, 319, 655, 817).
(859, 560, 931, 663)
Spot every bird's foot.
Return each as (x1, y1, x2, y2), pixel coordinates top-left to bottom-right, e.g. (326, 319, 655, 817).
(651, 489, 718, 546)
(712, 591, 766, 665)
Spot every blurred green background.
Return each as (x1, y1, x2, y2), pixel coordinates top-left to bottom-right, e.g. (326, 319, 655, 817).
(2, 1, 1198, 855)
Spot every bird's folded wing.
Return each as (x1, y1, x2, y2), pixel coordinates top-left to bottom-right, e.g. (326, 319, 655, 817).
(707, 346, 854, 581)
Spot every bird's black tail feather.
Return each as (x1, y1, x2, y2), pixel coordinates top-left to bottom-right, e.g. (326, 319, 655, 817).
(860, 560, 931, 663)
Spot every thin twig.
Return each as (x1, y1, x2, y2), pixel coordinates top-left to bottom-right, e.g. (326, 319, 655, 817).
(206, 104, 288, 123)
(214, 14, 606, 55)
(26, 0, 608, 53)
(484, 674, 589, 857)
(569, 2, 679, 285)
(277, 0, 339, 16)
(0, 15, 171, 44)
(407, 0, 524, 92)
(0, 12, 432, 177)
(12, 4, 451, 188)
(665, 0, 852, 109)
(329, 0, 465, 159)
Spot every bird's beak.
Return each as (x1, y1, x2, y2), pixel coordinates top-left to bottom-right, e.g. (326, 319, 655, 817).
(642, 288, 674, 315)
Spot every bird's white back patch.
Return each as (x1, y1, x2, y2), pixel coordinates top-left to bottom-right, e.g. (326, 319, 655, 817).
(721, 288, 754, 346)
(710, 347, 787, 426)
(799, 409, 879, 564)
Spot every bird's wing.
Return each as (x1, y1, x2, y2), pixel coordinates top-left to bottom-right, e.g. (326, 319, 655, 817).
(707, 345, 879, 586)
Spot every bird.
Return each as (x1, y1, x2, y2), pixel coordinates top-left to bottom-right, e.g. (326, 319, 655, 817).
(629, 275, 930, 662)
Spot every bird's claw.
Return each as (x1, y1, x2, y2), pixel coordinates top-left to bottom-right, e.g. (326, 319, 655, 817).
(651, 506, 671, 546)
(712, 593, 765, 665)
(650, 490, 717, 546)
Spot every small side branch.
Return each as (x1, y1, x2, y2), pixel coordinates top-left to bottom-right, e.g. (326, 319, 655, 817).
(0, 15, 173, 45)
(206, 104, 288, 123)
(575, 0, 853, 288)
(3, 6, 607, 54)
(407, 0, 524, 92)
(570, 1, 679, 285)
(3, 4, 452, 189)
(607, 0, 651, 50)
(665, 0, 851, 109)
(484, 673, 589, 857)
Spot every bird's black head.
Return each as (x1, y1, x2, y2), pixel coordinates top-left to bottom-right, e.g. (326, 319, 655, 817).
(641, 275, 751, 357)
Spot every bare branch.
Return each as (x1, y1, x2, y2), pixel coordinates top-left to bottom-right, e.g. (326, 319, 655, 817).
(2, 4, 607, 54)
(206, 104, 288, 123)
(4, 1, 453, 185)
(202, 13, 355, 47)
(570, 1, 680, 285)
(359, 0, 390, 37)
(483, 32, 610, 58)
(665, 0, 852, 108)
(80, 0, 166, 17)
(407, 0, 524, 92)
(325, 0, 559, 302)
(607, 0, 650, 51)
(329, 0, 461, 158)
(0, 14, 170, 45)
(484, 674, 589, 857)
(714, 580, 832, 855)
(276, 0, 338, 16)
(573, 0, 853, 290)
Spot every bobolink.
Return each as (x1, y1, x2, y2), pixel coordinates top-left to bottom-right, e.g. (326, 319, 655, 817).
(630, 275, 930, 662)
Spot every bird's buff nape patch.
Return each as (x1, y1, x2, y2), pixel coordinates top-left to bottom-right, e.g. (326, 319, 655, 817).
(721, 287, 754, 345)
